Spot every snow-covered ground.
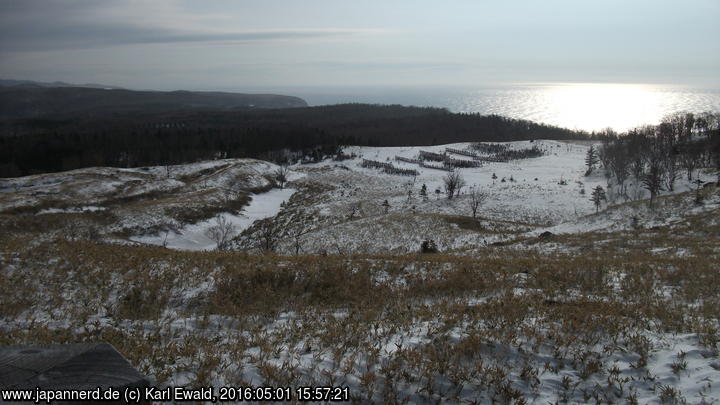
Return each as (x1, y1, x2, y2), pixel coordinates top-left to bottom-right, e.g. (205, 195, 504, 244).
(236, 140, 713, 255)
(130, 188, 295, 250)
(0, 158, 277, 212)
(4, 139, 715, 255)
(528, 190, 720, 238)
(340, 140, 600, 224)
(338, 140, 713, 222)
(2, 139, 719, 404)
(328, 142, 596, 224)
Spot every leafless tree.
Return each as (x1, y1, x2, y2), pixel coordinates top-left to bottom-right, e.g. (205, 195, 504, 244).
(256, 218, 282, 253)
(662, 154, 678, 192)
(641, 152, 665, 208)
(274, 165, 290, 189)
(597, 128, 617, 168)
(205, 215, 237, 251)
(291, 227, 312, 255)
(468, 187, 487, 218)
(607, 145, 631, 199)
(161, 229, 171, 248)
(679, 145, 699, 181)
(443, 171, 466, 199)
(327, 229, 349, 255)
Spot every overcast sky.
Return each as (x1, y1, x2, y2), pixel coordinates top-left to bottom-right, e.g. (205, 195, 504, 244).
(1, 0, 718, 91)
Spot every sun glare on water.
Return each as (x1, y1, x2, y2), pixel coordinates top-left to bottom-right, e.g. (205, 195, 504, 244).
(543, 83, 662, 132)
(461, 82, 719, 133)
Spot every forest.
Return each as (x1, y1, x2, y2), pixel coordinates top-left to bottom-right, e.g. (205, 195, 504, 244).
(0, 86, 307, 119)
(0, 104, 587, 177)
(596, 112, 720, 204)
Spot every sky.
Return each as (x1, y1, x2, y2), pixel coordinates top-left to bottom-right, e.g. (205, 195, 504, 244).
(0, 0, 718, 91)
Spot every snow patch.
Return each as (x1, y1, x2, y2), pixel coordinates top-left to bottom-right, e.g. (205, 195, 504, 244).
(130, 188, 295, 251)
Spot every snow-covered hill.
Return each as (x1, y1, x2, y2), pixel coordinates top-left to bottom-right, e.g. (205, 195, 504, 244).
(2, 139, 719, 404)
(2, 139, 716, 255)
(235, 140, 717, 254)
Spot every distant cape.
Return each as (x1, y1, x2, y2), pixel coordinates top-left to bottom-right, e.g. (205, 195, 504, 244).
(0, 78, 125, 90)
(0, 83, 308, 119)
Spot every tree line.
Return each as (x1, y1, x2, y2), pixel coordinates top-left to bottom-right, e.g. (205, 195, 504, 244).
(0, 104, 587, 177)
(595, 112, 720, 205)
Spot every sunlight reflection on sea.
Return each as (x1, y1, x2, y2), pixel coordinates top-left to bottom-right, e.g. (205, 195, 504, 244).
(299, 83, 720, 132)
(453, 83, 720, 132)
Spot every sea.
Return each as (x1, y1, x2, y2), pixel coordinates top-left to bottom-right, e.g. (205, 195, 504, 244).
(279, 83, 720, 133)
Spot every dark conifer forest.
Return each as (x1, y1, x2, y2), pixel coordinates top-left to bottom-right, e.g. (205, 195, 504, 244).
(0, 103, 587, 177)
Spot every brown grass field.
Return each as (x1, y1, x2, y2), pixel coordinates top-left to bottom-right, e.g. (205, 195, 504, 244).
(1, 185, 719, 403)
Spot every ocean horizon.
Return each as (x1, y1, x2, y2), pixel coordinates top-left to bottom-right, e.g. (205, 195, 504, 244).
(262, 83, 720, 133)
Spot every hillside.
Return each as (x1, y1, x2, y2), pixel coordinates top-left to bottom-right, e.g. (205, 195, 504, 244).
(0, 78, 124, 90)
(0, 86, 308, 119)
(1, 140, 718, 403)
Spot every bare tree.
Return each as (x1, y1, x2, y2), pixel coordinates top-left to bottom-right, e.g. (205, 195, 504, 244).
(662, 154, 678, 192)
(205, 215, 237, 251)
(641, 152, 665, 208)
(679, 144, 699, 181)
(607, 145, 630, 199)
(161, 228, 172, 248)
(597, 144, 609, 171)
(597, 128, 617, 168)
(256, 218, 282, 253)
(443, 171, 466, 199)
(274, 165, 290, 189)
(291, 227, 311, 255)
(468, 187, 487, 218)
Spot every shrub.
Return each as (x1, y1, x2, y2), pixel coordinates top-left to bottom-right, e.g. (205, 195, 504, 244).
(421, 239, 439, 253)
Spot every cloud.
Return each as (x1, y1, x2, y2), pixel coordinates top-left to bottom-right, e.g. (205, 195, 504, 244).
(0, 25, 376, 52)
(1, 0, 716, 88)
(0, 1, 379, 52)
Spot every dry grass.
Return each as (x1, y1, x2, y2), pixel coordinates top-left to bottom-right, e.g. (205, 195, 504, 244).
(1, 184, 718, 403)
(1, 207, 718, 403)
